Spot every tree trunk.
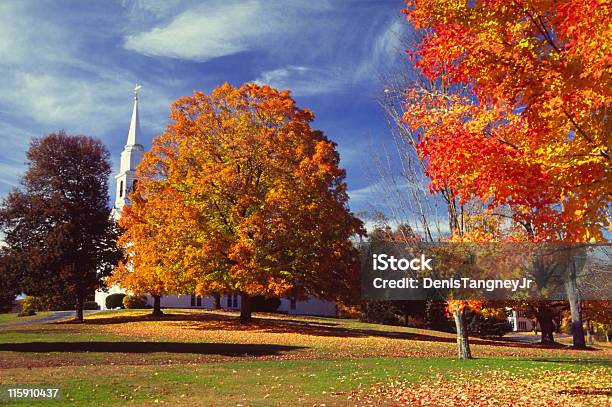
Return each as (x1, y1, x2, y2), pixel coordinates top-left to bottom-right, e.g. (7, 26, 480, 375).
(585, 320, 593, 345)
(565, 262, 585, 348)
(152, 295, 163, 316)
(453, 308, 472, 359)
(240, 293, 252, 323)
(75, 294, 84, 322)
(605, 330, 609, 343)
(214, 293, 221, 309)
(537, 306, 555, 344)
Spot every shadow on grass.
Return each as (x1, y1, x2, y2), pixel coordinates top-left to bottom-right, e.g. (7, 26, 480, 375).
(179, 316, 590, 350)
(75, 311, 341, 328)
(62, 313, 208, 325)
(0, 341, 305, 356)
(55, 311, 603, 352)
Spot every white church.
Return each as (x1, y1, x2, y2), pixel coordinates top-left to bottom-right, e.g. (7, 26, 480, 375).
(94, 87, 337, 317)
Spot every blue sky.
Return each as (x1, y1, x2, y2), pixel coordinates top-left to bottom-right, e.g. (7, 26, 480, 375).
(0, 0, 410, 215)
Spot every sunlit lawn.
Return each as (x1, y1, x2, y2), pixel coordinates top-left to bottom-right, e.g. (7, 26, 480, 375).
(0, 309, 610, 406)
(0, 311, 53, 326)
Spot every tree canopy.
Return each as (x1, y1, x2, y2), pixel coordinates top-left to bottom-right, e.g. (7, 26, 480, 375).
(0, 132, 122, 321)
(401, 0, 610, 353)
(403, 0, 610, 242)
(116, 83, 363, 321)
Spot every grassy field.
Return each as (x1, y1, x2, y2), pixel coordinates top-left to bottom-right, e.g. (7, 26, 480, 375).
(0, 311, 53, 326)
(0, 309, 610, 406)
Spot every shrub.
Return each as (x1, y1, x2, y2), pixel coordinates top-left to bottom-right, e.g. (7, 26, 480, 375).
(336, 302, 361, 319)
(18, 308, 36, 317)
(362, 300, 428, 327)
(18, 296, 40, 316)
(16, 294, 75, 313)
(465, 310, 512, 338)
(105, 293, 126, 309)
(83, 301, 99, 310)
(477, 317, 512, 337)
(362, 301, 403, 325)
(122, 295, 149, 309)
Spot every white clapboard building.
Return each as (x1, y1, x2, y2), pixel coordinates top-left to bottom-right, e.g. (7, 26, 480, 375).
(95, 87, 336, 317)
(507, 309, 537, 332)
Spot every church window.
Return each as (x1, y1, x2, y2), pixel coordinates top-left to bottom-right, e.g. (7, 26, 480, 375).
(132, 180, 138, 192)
(227, 294, 238, 308)
(119, 180, 124, 197)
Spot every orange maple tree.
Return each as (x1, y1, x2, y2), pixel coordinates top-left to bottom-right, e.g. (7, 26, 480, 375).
(403, 0, 610, 241)
(401, 0, 610, 352)
(109, 187, 193, 316)
(116, 83, 363, 321)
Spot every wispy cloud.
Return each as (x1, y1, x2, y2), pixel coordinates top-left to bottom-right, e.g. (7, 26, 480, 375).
(0, 2, 176, 193)
(253, 9, 409, 96)
(254, 65, 351, 96)
(123, 1, 333, 62)
(124, 1, 408, 96)
(125, 1, 271, 61)
(355, 18, 408, 81)
(0, 2, 74, 66)
(3, 71, 172, 135)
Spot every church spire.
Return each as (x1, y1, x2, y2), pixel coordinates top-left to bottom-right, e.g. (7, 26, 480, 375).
(114, 84, 145, 217)
(126, 84, 142, 147)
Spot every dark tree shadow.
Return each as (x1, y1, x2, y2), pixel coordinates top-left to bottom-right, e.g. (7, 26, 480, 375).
(177, 316, 590, 350)
(0, 341, 304, 356)
(52, 311, 604, 352)
(60, 312, 213, 325)
(73, 311, 341, 328)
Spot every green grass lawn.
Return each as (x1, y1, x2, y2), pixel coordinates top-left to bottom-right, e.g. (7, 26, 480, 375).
(0, 309, 610, 406)
(2, 357, 610, 406)
(0, 312, 53, 326)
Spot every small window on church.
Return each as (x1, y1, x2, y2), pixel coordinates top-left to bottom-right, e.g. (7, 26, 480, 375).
(132, 180, 138, 193)
(119, 180, 124, 197)
(227, 294, 238, 308)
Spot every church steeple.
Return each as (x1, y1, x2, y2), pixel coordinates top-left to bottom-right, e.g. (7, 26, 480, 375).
(114, 84, 145, 217)
(126, 84, 142, 147)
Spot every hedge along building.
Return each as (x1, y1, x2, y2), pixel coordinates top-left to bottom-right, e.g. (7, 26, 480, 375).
(94, 86, 336, 316)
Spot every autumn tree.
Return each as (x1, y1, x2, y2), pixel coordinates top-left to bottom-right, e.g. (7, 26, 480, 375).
(0, 132, 122, 321)
(361, 217, 428, 327)
(402, 0, 610, 348)
(117, 83, 363, 322)
(583, 301, 612, 343)
(108, 186, 184, 317)
(374, 22, 524, 358)
(0, 251, 19, 313)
